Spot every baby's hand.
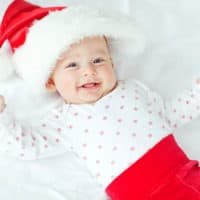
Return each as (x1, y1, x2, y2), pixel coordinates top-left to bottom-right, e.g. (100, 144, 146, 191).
(0, 95, 6, 113)
(196, 78, 200, 85)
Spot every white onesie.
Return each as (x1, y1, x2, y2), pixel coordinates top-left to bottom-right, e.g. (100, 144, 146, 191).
(0, 79, 200, 187)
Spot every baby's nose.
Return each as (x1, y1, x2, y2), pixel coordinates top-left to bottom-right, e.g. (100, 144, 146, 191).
(83, 64, 96, 77)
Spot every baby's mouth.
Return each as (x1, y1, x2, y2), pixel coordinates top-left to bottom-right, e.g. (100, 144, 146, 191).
(79, 82, 101, 89)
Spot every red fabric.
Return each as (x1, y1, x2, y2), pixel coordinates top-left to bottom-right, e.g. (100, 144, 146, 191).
(106, 134, 200, 200)
(0, 0, 65, 51)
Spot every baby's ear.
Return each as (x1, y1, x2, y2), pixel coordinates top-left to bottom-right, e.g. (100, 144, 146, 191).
(45, 77, 56, 92)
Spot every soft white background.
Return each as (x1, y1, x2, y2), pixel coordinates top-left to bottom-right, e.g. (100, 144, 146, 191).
(0, 0, 200, 199)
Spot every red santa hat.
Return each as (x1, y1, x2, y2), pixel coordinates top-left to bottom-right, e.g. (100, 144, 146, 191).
(0, 0, 145, 93)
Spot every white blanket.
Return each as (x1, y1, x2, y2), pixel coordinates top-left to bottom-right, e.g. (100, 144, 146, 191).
(0, 0, 200, 199)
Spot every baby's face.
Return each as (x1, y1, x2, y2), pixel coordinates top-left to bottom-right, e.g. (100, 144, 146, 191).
(48, 36, 117, 104)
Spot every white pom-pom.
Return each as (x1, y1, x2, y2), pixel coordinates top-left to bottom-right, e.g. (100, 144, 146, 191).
(0, 41, 15, 82)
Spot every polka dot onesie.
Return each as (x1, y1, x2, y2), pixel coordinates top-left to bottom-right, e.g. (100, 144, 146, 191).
(0, 79, 200, 187)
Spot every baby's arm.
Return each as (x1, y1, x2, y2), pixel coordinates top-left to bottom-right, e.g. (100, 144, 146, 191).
(149, 79, 200, 130)
(0, 95, 68, 160)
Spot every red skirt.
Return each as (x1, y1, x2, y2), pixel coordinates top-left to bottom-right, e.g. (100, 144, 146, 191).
(106, 134, 200, 200)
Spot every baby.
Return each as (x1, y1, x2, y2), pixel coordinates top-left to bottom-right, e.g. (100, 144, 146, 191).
(0, 1, 200, 200)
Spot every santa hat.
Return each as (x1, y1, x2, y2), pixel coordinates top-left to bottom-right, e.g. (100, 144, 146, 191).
(0, 0, 145, 93)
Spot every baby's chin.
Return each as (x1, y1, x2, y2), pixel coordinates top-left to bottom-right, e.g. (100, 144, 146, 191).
(62, 94, 99, 105)
(79, 85, 117, 104)
(75, 95, 104, 105)
(64, 92, 105, 105)
(82, 92, 113, 105)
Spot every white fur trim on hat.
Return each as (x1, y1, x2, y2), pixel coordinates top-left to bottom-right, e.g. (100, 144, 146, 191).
(0, 41, 15, 82)
(13, 6, 145, 93)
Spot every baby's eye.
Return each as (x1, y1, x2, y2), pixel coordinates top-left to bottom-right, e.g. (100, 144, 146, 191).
(66, 62, 77, 68)
(93, 58, 104, 64)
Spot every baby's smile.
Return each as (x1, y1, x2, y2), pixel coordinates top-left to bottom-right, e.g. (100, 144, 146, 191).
(79, 82, 101, 89)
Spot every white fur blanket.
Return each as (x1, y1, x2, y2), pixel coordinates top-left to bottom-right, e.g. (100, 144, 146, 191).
(0, 0, 200, 199)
